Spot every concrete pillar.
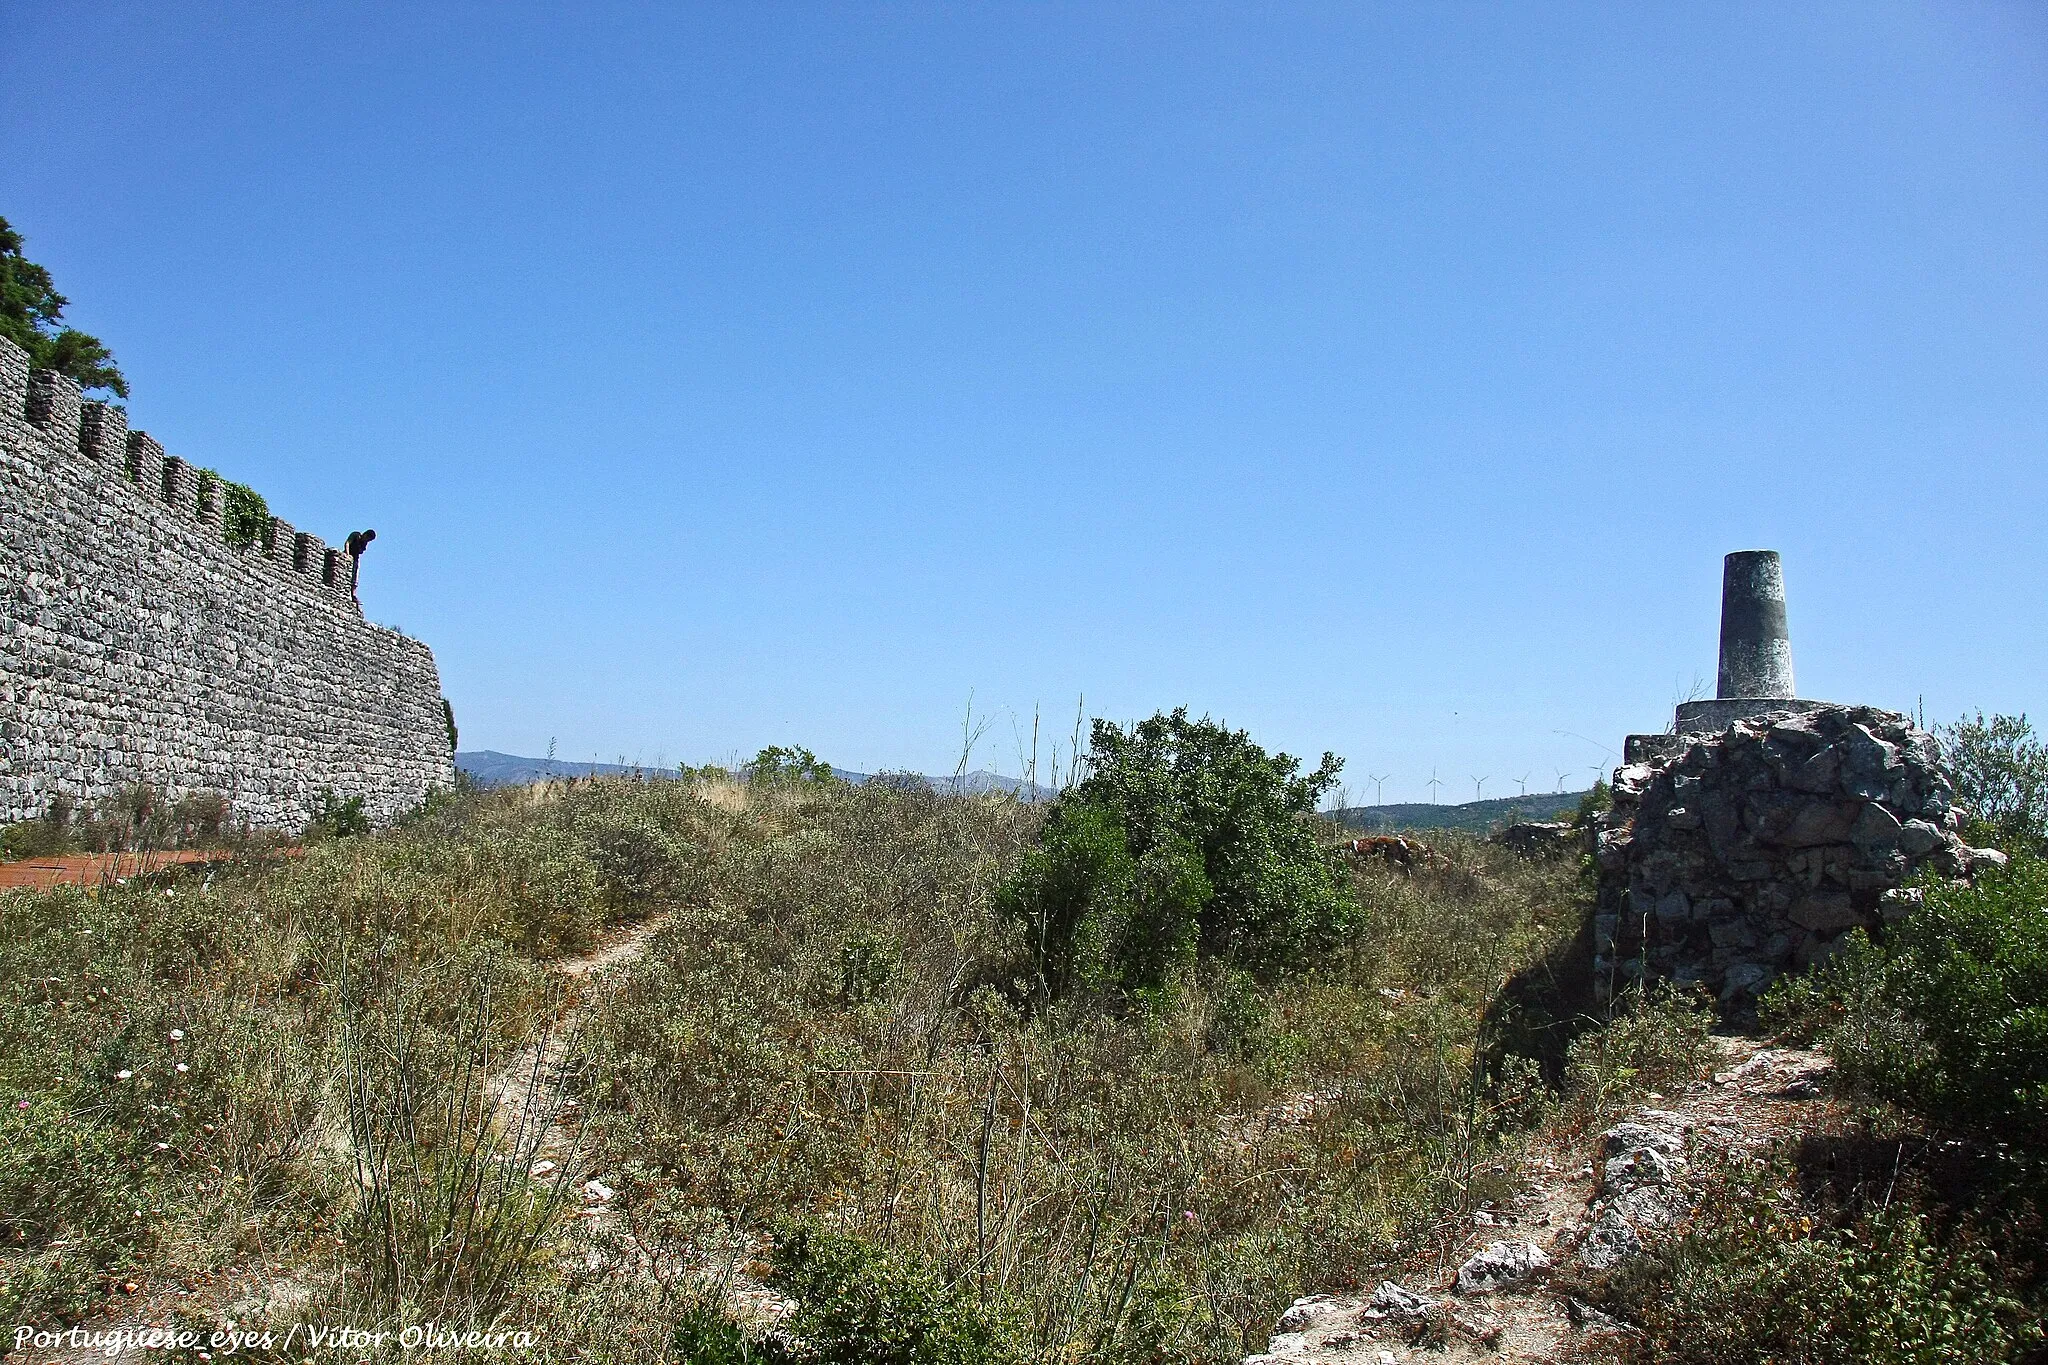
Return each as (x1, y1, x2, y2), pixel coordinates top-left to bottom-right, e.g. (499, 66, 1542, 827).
(1717, 550, 1794, 699)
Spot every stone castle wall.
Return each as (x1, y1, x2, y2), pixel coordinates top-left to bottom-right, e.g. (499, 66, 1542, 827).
(1591, 705, 2001, 1010)
(0, 334, 454, 830)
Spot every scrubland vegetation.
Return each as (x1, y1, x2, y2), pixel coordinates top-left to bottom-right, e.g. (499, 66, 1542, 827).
(1590, 714, 2048, 1365)
(2, 711, 2045, 1364)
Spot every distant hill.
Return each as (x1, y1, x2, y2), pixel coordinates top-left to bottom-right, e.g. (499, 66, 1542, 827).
(454, 751, 1051, 800)
(1328, 789, 1590, 834)
(455, 751, 691, 786)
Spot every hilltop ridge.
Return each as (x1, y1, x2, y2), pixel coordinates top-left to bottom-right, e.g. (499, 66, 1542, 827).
(1328, 789, 1589, 833)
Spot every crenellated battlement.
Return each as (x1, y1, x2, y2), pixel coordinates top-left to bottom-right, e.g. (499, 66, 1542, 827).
(0, 333, 360, 611)
(0, 331, 454, 830)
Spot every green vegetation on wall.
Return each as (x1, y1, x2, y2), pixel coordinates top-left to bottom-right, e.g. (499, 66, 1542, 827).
(220, 478, 271, 551)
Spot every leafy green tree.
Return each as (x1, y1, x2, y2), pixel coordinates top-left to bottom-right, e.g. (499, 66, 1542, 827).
(746, 744, 836, 785)
(1000, 708, 1354, 1000)
(1941, 712, 2048, 855)
(0, 215, 127, 398)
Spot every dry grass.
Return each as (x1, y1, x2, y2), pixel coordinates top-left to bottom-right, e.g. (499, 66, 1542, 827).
(1, 775, 1636, 1362)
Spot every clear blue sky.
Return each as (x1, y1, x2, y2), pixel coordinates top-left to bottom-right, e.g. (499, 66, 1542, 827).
(5, 3, 2042, 800)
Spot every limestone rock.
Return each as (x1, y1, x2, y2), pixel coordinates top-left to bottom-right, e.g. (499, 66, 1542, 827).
(1275, 1296, 1339, 1333)
(1604, 1146, 1684, 1194)
(1601, 1122, 1683, 1158)
(1365, 1280, 1435, 1318)
(1456, 1240, 1551, 1294)
(1578, 1209, 1641, 1270)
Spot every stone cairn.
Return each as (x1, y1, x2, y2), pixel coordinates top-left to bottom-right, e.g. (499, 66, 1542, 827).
(1593, 552, 2004, 1011)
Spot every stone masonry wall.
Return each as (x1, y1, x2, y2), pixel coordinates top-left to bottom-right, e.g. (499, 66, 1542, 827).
(0, 334, 454, 830)
(1591, 705, 2004, 1011)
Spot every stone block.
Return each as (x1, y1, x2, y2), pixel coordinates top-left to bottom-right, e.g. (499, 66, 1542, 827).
(1859, 806, 1900, 847)
(0, 335, 28, 416)
(25, 370, 82, 449)
(1789, 892, 1860, 933)
(78, 402, 127, 464)
(1898, 819, 1944, 856)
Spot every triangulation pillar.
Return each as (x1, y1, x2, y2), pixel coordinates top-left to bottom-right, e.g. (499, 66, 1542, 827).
(1716, 550, 1795, 700)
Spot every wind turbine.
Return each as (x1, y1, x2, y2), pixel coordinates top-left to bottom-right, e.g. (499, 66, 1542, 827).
(1472, 775, 1488, 802)
(1426, 769, 1443, 804)
(1554, 767, 1573, 793)
(1515, 772, 1531, 797)
(1369, 773, 1391, 806)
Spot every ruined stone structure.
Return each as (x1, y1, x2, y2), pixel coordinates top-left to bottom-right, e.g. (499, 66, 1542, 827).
(0, 334, 455, 830)
(1593, 552, 2000, 1009)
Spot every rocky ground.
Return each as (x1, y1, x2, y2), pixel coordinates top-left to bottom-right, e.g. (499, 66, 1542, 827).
(1243, 1037, 1835, 1365)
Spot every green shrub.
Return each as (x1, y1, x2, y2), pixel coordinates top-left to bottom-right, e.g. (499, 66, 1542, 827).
(219, 478, 271, 552)
(1766, 857, 2048, 1138)
(306, 788, 370, 841)
(1572, 778, 1612, 827)
(1607, 1159, 2042, 1364)
(0, 1096, 144, 1324)
(1874, 858, 2048, 1134)
(672, 1305, 791, 1364)
(1940, 712, 2048, 855)
(1560, 983, 1716, 1114)
(556, 781, 703, 916)
(997, 709, 1355, 999)
(769, 1225, 1022, 1365)
(747, 746, 837, 786)
(0, 797, 73, 861)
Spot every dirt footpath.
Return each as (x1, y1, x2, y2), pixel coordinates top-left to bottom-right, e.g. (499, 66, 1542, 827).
(1245, 1036, 1834, 1365)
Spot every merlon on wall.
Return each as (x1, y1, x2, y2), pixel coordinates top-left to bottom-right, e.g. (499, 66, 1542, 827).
(0, 333, 455, 830)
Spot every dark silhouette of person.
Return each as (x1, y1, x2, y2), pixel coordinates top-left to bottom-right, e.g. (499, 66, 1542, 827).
(345, 529, 376, 598)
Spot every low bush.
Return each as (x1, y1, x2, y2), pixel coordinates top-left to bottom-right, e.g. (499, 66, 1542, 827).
(746, 746, 838, 786)
(997, 709, 1356, 1001)
(1, 787, 238, 860)
(768, 1224, 1023, 1365)
(306, 788, 371, 841)
(1605, 1155, 2043, 1365)
(1765, 856, 2048, 1140)
(1558, 983, 1716, 1118)
(1940, 711, 2048, 855)
(0, 797, 73, 861)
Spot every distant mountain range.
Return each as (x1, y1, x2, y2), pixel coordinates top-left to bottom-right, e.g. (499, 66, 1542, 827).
(453, 751, 1053, 800)
(1328, 789, 1590, 834)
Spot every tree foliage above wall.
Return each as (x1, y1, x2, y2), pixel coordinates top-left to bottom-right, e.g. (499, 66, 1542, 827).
(0, 215, 127, 398)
